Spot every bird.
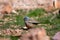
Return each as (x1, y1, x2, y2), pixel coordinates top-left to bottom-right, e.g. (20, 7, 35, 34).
(23, 16, 40, 29)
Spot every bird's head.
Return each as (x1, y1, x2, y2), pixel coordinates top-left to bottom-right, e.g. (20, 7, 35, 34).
(24, 16, 30, 21)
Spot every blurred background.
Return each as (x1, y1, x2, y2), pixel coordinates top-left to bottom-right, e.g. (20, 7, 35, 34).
(0, 0, 60, 40)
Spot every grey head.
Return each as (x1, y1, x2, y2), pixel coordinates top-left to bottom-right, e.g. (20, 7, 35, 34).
(24, 16, 30, 21)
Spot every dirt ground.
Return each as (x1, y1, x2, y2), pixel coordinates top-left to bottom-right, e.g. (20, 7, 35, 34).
(0, 37, 10, 40)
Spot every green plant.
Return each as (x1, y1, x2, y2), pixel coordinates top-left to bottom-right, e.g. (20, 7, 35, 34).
(27, 8, 46, 17)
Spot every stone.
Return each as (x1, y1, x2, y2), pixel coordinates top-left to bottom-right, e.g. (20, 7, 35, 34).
(20, 27, 50, 40)
(53, 32, 60, 40)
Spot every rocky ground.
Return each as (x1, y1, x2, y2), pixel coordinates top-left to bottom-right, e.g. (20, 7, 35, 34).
(0, 8, 60, 40)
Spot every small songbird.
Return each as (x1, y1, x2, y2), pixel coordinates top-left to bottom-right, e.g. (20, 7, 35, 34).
(24, 16, 40, 29)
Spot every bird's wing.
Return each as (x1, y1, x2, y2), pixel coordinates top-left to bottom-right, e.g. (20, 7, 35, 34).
(28, 18, 39, 23)
(28, 21, 39, 23)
